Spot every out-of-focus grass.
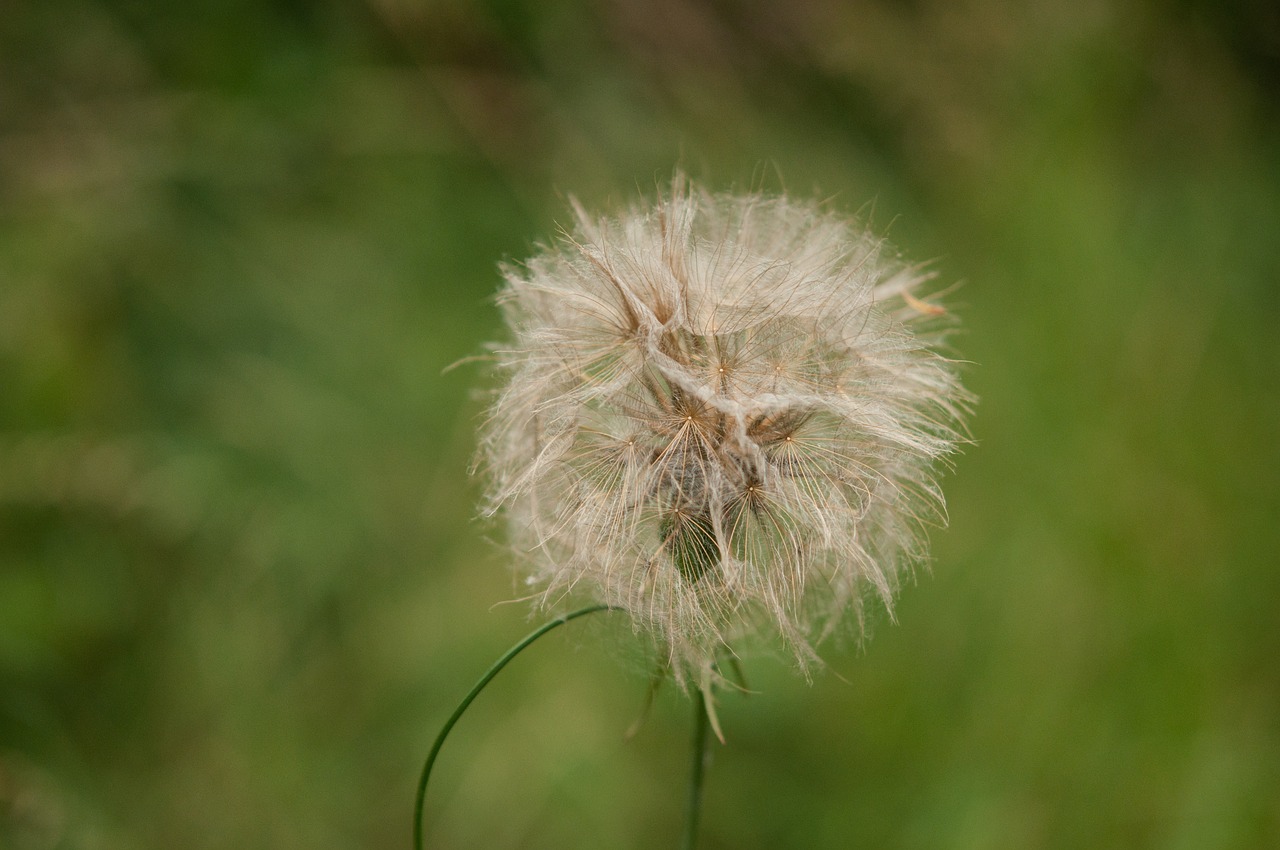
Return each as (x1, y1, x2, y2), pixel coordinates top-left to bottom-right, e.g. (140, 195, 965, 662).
(1, 1, 1277, 848)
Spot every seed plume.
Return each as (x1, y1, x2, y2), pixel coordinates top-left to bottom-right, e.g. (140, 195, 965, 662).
(479, 176, 971, 682)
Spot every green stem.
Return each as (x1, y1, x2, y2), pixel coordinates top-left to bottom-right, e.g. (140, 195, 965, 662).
(413, 604, 612, 850)
(682, 686, 713, 850)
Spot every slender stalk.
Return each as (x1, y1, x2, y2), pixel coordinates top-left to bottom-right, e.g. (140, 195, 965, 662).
(413, 604, 612, 850)
(682, 685, 713, 850)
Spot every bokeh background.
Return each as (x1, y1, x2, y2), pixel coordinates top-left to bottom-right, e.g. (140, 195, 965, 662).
(2, 1, 1278, 848)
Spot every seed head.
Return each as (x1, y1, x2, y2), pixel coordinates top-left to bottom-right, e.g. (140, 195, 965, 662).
(478, 176, 971, 683)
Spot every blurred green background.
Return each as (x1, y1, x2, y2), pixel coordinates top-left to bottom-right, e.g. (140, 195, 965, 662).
(2, 1, 1278, 848)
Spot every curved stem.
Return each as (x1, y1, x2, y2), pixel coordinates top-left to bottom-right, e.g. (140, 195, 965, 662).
(413, 604, 612, 850)
(682, 685, 713, 850)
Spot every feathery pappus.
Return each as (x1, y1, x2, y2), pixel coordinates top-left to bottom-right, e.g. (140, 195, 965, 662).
(478, 176, 972, 687)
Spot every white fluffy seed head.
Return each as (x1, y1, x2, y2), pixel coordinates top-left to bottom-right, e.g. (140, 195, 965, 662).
(478, 176, 972, 684)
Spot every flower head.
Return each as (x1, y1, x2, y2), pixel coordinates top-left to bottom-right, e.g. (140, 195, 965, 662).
(479, 176, 971, 682)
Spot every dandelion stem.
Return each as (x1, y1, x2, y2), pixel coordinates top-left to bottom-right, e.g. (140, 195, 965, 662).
(682, 685, 714, 850)
(413, 604, 612, 850)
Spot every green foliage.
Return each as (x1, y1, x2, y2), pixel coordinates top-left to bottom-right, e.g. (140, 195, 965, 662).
(2, 1, 1278, 848)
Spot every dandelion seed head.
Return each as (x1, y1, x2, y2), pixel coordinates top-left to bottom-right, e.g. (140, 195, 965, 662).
(478, 175, 972, 683)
